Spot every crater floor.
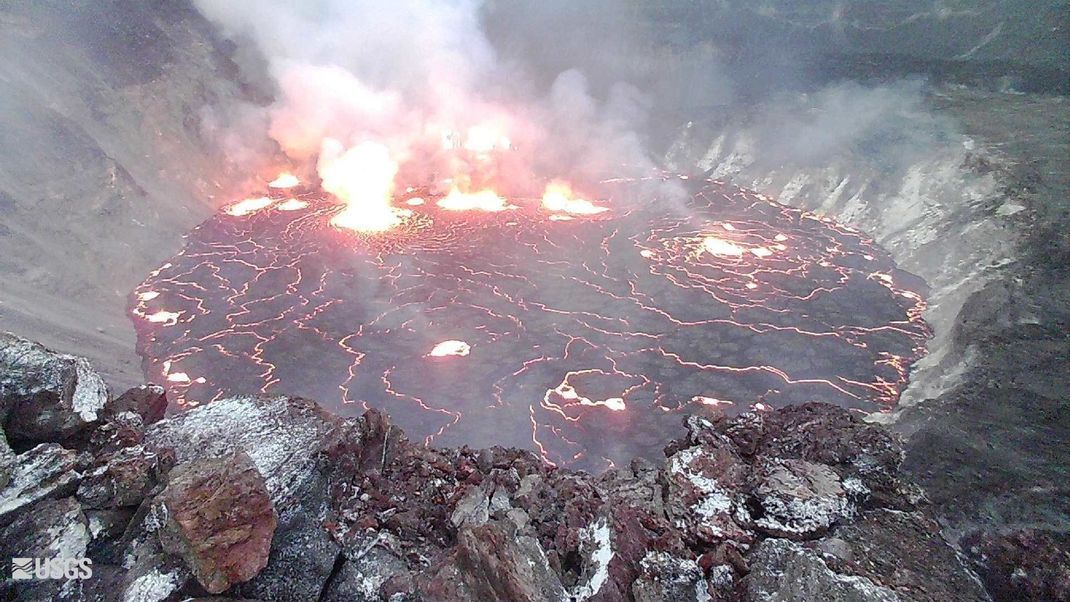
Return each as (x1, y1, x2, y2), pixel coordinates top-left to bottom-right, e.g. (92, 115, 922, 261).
(132, 177, 928, 470)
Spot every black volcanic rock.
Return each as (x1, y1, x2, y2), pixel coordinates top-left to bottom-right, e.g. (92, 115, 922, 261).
(76, 444, 169, 509)
(0, 425, 14, 488)
(237, 465, 340, 602)
(1, 332, 109, 443)
(747, 403, 913, 506)
(322, 545, 413, 602)
(962, 529, 1070, 602)
(663, 429, 752, 546)
(0, 442, 82, 527)
(86, 410, 148, 458)
(107, 385, 168, 425)
(143, 395, 342, 508)
(631, 551, 710, 602)
(831, 509, 989, 601)
(744, 538, 902, 601)
(749, 458, 850, 540)
(0, 497, 91, 601)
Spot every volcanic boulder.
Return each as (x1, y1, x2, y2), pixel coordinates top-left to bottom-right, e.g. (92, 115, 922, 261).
(236, 469, 341, 602)
(106, 384, 168, 425)
(0, 442, 82, 526)
(157, 451, 277, 594)
(631, 551, 710, 602)
(322, 544, 413, 602)
(663, 426, 752, 545)
(0, 496, 91, 601)
(750, 458, 850, 540)
(421, 518, 567, 602)
(143, 395, 342, 507)
(1, 331, 109, 443)
(76, 444, 170, 509)
(745, 538, 903, 601)
(751, 403, 908, 504)
(86, 410, 148, 458)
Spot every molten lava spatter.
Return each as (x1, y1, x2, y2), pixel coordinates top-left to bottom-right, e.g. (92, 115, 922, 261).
(429, 340, 471, 357)
(130, 175, 929, 471)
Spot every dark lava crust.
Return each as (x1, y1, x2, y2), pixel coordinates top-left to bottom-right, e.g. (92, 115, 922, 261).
(130, 179, 929, 471)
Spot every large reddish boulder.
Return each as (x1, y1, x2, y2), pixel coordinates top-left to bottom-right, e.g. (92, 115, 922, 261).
(157, 451, 277, 594)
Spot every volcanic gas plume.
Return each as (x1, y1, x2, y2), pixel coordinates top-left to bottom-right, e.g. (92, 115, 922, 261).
(131, 173, 929, 471)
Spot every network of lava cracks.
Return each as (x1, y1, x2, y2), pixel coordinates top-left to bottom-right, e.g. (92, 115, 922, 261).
(131, 174, 930, 471)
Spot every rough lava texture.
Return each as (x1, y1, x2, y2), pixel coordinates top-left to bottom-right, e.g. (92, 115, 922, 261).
(1, 332, 109, 444)
(142, 394, 340, 507)
(157, 451, 277, 594)
(0, 496, 92, 601)
(0, 443, 82, 527)
(106, 385, 168, 426)
(962, 529, 1070, 602)
(745, 538, 903, 602)
(0, 335, 1047, 601)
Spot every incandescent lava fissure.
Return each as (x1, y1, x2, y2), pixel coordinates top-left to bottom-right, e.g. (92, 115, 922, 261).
(130, 174, 929, 471)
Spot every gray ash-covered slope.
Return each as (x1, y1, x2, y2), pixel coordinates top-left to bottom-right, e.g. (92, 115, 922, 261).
(1, 332, 1000, 602)
(0, 0, 270, 389)
(664, 86, 1070, 546)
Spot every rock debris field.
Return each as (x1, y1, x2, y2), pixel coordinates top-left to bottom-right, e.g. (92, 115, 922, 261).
(8, 331, 1064, 601)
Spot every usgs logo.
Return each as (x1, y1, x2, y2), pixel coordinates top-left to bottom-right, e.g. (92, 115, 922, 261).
(11, 557, 93, 581)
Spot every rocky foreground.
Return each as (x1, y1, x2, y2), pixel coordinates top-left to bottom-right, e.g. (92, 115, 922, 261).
(1, 332, 1066, 601)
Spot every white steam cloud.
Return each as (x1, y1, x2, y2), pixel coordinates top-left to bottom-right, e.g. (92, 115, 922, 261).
(193, 0, 654, 224)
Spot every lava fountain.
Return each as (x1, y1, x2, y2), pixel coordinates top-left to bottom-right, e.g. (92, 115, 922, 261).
(130, 173, 929, 471)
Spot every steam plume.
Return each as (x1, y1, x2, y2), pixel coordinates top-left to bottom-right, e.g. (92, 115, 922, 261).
(193, 0, 653, 224)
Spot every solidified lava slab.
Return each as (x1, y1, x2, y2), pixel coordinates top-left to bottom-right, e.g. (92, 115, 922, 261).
(130, 177, 929, 471)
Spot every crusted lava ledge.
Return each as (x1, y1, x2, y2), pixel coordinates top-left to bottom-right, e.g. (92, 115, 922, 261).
(2, 331, 1059, 602)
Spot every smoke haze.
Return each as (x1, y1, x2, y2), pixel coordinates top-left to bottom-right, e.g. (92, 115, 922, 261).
(192, 0, 663, 214)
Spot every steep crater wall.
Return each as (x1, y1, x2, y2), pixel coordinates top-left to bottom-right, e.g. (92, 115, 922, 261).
(664, 88, 1069, 538)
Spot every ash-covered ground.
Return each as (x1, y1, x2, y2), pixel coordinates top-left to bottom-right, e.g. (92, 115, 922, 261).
(131, 178, 927, 470)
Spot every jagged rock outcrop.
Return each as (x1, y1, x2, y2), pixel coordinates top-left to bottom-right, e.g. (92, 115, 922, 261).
(750, 458, 849, 539)
(106, 385, 168, 425)
(142, 395, 341, 507)
(745, 538, 903, 602)
(0, 337, 997, 601)
(0, 443, 82, 526)
(422, 519, 568, 601)
(1, 332, 109, 443)
(76, 444, 170, 509)
(0, 497, 92, 600)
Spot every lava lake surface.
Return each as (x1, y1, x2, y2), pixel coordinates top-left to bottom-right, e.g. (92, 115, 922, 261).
(132, 177, 929, 470)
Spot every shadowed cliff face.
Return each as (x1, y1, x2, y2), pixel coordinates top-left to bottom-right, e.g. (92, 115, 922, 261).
(0, 1, 269, 388)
